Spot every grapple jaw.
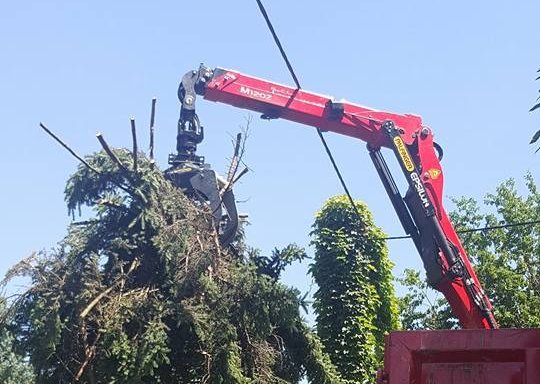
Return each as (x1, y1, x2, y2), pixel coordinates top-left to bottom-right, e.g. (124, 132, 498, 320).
(165, 163, 239, 246)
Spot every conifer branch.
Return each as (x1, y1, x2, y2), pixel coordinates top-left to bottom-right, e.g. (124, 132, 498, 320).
(40, 122, 100, 174)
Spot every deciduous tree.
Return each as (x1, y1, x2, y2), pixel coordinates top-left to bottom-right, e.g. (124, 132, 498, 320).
(399, 174, 540, 329)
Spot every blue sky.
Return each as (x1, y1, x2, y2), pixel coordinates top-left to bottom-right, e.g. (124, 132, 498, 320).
(1, 1, 539, 307)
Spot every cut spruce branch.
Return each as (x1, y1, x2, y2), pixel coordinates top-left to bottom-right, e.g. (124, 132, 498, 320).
(79, 258, 139, 319)
(40, 122, 100, 174)
(149, 97, 156, 161)
(94, 132, 138, 197)
(130, 118, 138, 174)
(96, 132, 130, 174)
(69, 220, 98, 226)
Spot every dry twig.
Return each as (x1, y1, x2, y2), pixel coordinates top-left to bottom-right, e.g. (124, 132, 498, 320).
(221, 119, 251, 194)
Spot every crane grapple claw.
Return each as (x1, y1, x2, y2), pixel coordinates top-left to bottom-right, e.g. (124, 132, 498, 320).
(165, 163, 239, 246)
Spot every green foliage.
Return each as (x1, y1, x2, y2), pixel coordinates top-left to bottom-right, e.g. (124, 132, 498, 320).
(310, 195, 399, 383)
(0, 300, 36, 384)
(251, 244, 307, 281)
(5, 150, 342, 383)
(397, 269, 456, 330)
(399, 174, 540, 329)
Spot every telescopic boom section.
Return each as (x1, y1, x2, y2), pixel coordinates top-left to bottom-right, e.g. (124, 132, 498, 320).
(188, 65, 497, 329)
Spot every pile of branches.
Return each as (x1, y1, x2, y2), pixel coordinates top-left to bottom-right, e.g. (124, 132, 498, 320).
(3, 122, 341, 383)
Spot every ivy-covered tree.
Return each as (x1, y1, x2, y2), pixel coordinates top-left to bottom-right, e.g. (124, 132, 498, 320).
(310, 195, 399, 383)
(4, 149, 343, 383)
(399, 174, 540, 329)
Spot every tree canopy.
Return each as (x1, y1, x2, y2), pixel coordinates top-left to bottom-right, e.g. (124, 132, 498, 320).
(399, 174, 540, 329)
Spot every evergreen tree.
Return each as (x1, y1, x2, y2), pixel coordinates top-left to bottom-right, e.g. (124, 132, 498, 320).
(4, 149, 342, 383)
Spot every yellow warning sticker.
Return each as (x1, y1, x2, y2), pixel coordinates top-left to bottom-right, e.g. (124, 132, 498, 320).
(393, 137, 414, 172)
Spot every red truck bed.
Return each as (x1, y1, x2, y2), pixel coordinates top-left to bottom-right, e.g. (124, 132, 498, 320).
(378, 329, 540, 384)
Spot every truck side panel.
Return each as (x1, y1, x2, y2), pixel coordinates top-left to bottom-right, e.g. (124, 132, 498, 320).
(380, 329, 540, 384)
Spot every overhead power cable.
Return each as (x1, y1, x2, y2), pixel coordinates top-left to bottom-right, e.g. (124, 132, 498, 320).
(456, 219, 540, 234)
(384, 219, 540, 241)
(255, 0, 300, 89)
(253, 0, 540, 243)
(254, 0, 360, 217)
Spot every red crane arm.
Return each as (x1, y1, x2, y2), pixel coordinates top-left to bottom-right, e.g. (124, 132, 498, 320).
(203, 68, 422, 147)
(185, 66, 497, 329)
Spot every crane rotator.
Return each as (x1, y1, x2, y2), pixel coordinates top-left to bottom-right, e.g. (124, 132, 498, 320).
(165, 66, 239, 246)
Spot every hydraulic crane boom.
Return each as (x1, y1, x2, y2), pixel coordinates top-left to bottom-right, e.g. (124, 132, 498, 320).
(177, 64, 498, 329)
